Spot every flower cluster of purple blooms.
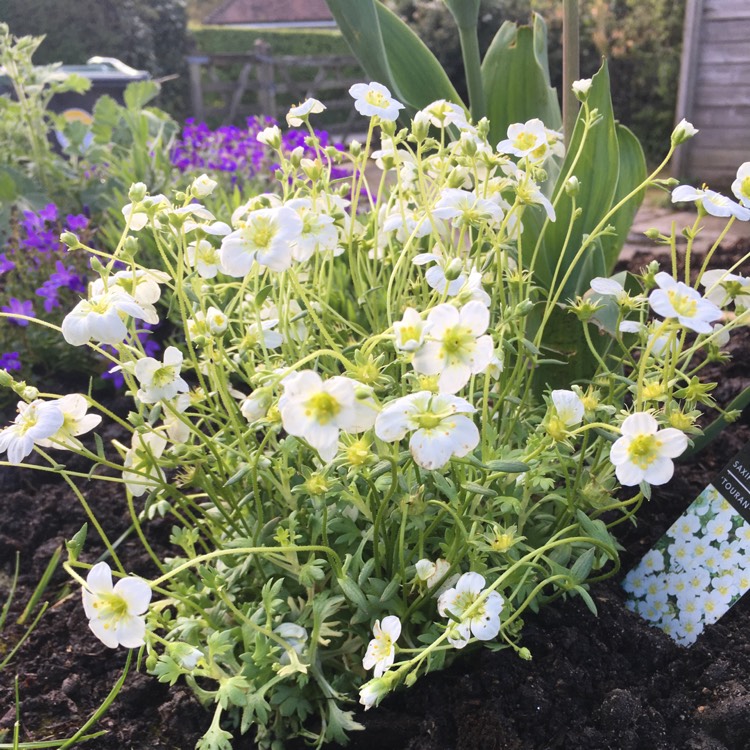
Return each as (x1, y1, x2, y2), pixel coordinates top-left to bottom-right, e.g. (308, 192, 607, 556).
(171, 116, 349, 186)
(0, 203, 88, 371)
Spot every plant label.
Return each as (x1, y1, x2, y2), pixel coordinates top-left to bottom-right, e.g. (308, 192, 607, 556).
(623, 442, 750, 646)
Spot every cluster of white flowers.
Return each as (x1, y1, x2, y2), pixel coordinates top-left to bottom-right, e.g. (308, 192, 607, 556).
(0, 395, 100, 464)
(624, 486, 749, 646)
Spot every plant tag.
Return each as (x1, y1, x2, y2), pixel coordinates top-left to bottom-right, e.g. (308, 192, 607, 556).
(623, 442, 750, 646)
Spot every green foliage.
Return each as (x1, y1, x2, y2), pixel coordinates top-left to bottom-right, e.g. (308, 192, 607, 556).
(0, 0, 190, 118)
(191, 26, 351, 57)
(385, 0, 687, 164)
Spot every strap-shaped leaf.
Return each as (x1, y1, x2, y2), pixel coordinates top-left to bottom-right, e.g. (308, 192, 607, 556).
(531, 61, 619, 299)
(481, 15, 561, 147)
(325, 0, 464, 114)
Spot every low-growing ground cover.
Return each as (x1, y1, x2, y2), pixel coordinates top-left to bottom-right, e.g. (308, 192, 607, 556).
(1, 239, 748, 750)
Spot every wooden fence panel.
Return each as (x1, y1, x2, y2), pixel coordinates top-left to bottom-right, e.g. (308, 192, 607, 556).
(187, 43, 363, 137)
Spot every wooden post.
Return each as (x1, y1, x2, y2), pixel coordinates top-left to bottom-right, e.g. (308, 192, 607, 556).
(186, 55, 209, 122)
(562, 0, 580, 149)
(254, 39, 276, 119)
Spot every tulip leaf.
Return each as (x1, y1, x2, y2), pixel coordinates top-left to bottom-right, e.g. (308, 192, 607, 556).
(482, 15, 561, 146)
(325, 0, 464, 114)
(530, 61, 619, 299)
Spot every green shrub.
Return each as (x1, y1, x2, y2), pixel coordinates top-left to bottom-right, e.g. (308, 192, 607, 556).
(190, 26, 351, 57)
(0, 0, 190, 118)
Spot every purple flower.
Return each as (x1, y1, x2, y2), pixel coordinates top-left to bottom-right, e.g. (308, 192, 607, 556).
(1, 298, 34, 326)
(0, 351, 21, 371)
(65, 213, 89, 233)
(36, 261, 86, 313)
(0, 253, 15, 275)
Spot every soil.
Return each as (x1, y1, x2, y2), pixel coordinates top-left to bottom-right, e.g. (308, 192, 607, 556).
(1, 240, 749, 750)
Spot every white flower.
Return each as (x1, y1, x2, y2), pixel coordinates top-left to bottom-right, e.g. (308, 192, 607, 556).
(412, 302, 494, 394)
(135, 346, 189, 404)
(415, 558, 454, 594)
(572, 78, 593, 99)
(671, 184, 750, 221)
(286, 98, 326, 127)
(609, 412, 688, 486)
(35, 394, 101, 450)
(82, 561, 151, 649)
(122, 193, 170, 232)
(62, 289, 157, 346)
(648, 271, 722, 334)
(701, 269, 750, 310)
(0, 400, 65, 464)
(349, 82, 404, 122)
(359, 677, 389, 711)
(550, 389, 585, 427)
(375, 391, 479, 470)
(671, 119, 699, 146)
(274, 622, 308, 664)
(516, 179, 556, 221)
(220, 206, 303, 275)
(432, 188, 504, 229)
(240, 389, 272, 423)
(278, 371, 377, 462)
(90, 269, 171, 306)
(590, 276, 627, 301)
(286, 198, 338, 261)
(163, 393, 192, 444)
(412, 250, 466, 297)
(437, 572, 503, 649)
(496, 119, 548, 158)
(731, 161, 750, 207)
(256, 125, 282, 148)
(186, 239, 222, 278)
(393, 308, 426, 352)
(415, 99, 469, 129)
(362, 615, 401, 677)
(123, 431, 167, 497)
(190, 173, 218, 198)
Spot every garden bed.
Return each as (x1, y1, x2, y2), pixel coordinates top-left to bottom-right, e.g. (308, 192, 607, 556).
(1, 239, 748, 750)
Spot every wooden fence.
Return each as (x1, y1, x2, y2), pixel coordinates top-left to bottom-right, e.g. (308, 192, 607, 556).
(187, 40, 363, 135)
(673, 0, 750, 185)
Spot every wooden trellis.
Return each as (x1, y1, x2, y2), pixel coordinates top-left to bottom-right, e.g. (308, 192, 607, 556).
(187, 39, 363, 136)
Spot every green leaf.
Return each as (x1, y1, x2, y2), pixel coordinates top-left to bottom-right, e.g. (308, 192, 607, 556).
(325, 0, 464, 114)
(123, 80, 161, 111)
(325, 702, 365, 744)
(572, 585, 598, 615)
(482, 15, 562, 147)
(484, 460, 530, 473)
(65, 524, 88, 563)
(531, 61, 619, 298)
(570, 547, 596, 583)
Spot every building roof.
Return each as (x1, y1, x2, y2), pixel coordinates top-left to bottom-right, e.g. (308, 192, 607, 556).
(205, 0, 334, 26)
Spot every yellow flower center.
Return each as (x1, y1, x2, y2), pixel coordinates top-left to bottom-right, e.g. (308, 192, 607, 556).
(248, 218, 274, 248)
(416, 413, 443, 430)
(626, 433, 661, 469)
(365, 89, 389, 109)
(666, 289, 698, 318)
(514, 132, 538, 152)
(92, 592, 129, 628)
(741, 176, 750, 200)
(151, 366, 175, 389)
(441, 325, 473, 356)
(306, 392, 341, 424)
(398, 325, 422, 344)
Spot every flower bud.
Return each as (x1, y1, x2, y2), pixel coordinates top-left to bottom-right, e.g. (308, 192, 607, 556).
(60, 231, 80, 249)
(444, 258, 464, 281)
(565, 176, 580, 197)
(671, 118, 699, 146)
(0, 369, 14, 386)
(128, 182, 148, 202)
(22, 386, 39, 400)
(518, 647, 532, 661)
(191, 173, 218, 199)
(348, 139, 362, 157)
(289, 146, 304, 168)
(571, 78, 593, 101)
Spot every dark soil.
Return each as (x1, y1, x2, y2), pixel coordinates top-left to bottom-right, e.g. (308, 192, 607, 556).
(1, 240, 749, 750)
